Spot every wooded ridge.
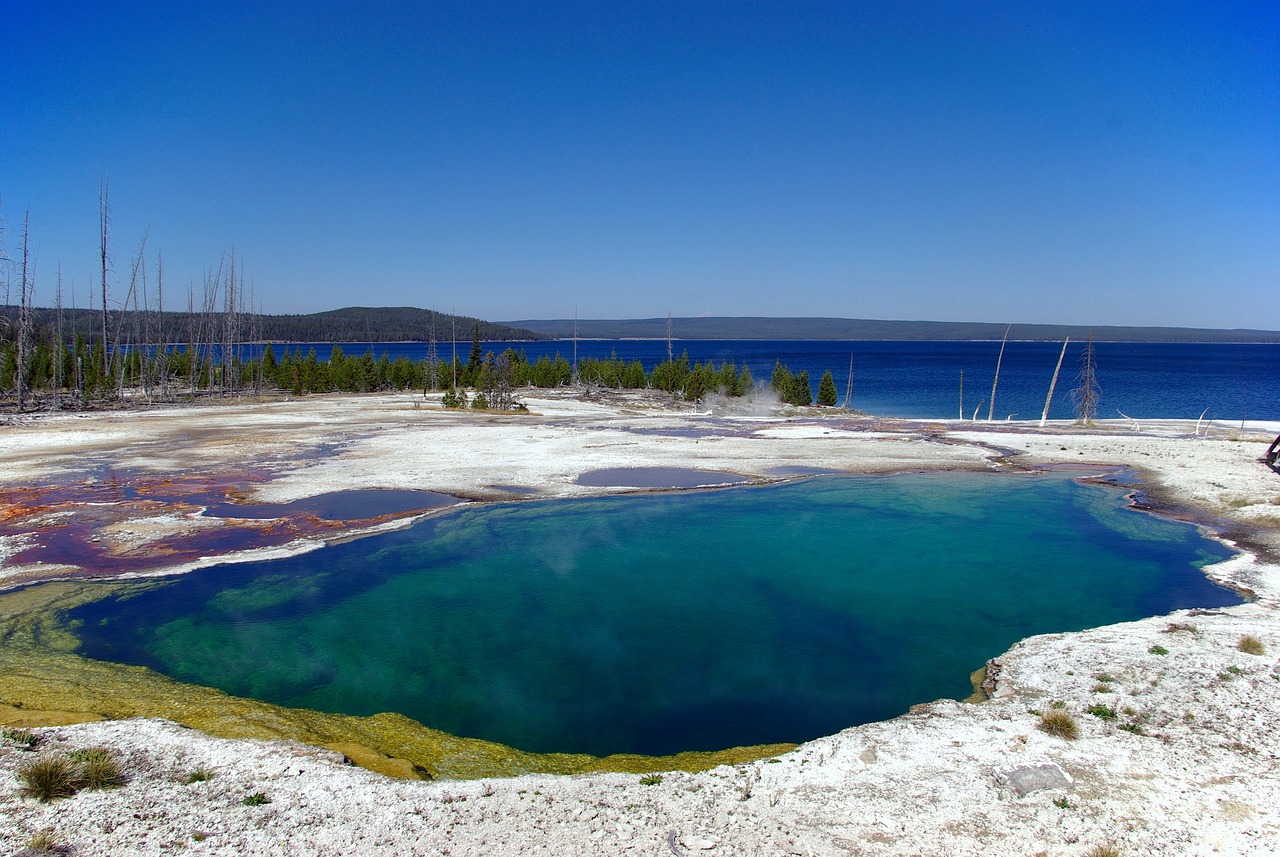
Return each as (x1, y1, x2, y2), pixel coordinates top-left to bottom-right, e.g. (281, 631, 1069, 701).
(504, 316, 1280, 343)
(0, 306, 547, 344)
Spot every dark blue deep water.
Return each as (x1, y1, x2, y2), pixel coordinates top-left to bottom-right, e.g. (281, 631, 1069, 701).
(261, 339, 1280, 421)
(71, 473, 1239, 757)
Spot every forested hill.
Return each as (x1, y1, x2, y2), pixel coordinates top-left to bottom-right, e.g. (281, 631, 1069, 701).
(252, 307, 546, 342)
(1, 306, 547, 343)
(505, 316, 1280, 343)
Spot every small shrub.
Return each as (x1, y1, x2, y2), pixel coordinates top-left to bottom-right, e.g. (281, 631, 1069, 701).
(1038, 710, 1079, 740)
(1053, 796, 1070, 808)
(1094, 673, 1115, 683)
(184, 767, 215, 784)
(65, 748, 102, 763)
(1238, 635, 1266, 655)
(242, 792, 270, 806)
(2, 727, 40, 749)
(1118, 722, 1145, 735)
(19, 756, 77, 803)
(1148, 645, 1169, 655)
(1086, 704, 1117, 720)
(639, 774, 663, 786)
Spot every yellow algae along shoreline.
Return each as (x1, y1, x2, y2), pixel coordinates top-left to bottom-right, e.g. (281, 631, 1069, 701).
(0, 581, 794, 781)
(2, 391, 1279, 785)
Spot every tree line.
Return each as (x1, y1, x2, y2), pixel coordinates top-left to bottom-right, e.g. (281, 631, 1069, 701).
(1, 301, 849, 411)
(2, 188, 847, 411)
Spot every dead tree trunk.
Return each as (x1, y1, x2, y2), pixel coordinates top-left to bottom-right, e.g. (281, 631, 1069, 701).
(99, 180, 111, 391)
(16, 210, 32, 412)
(1071, 335, 1100, 425)
(988, 324, 1010, 422)
(1040, 337, 1069, 427)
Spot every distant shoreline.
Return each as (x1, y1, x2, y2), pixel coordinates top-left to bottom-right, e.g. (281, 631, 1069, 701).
(504, 316, 1280, 343)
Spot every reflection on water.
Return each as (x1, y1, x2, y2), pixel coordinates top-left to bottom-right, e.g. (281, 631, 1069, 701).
(71, 473, 1239, 757)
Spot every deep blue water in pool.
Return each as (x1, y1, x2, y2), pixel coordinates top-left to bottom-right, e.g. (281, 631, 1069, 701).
(71, 473, 1239, 756)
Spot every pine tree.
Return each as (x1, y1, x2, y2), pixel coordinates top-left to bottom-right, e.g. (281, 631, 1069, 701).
(791, 371, 812, 406)
(817, 370, 838, 406)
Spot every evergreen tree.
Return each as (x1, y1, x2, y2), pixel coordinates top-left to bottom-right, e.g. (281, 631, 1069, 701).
(466, 322, 482, 381)
(772, 361, 811, 405)
(790, 370, 812, 406)
(817, 370, 838, 406)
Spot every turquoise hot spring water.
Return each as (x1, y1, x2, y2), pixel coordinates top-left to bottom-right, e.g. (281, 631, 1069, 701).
(71, 473, 1239, 757)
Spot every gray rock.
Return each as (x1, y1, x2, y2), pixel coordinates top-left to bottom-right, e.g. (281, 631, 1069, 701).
(994, 762, 1074, 797)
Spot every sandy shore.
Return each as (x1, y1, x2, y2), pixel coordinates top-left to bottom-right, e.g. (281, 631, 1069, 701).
(2, 390, 1279, 855)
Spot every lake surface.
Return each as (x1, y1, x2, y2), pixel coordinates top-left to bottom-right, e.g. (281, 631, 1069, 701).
(256, 339, 1280, 421)
(71, 473, 1238, 757)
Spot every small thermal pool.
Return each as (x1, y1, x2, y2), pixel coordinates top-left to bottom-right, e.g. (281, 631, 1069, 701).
(204, 489, 458, 521)
(575, 467, 748, 488)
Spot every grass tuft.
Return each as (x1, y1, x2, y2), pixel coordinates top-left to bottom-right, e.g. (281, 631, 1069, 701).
(184, 767, 216, 784)
(1038, 710, 1079, 740)
(19, 756, 78, 803)
(1238, 635, 1266, 656)
(25, 828, 63, 854)
(242, 792, 271, 806)
(75, 747, 125, 791)
(1085, 846, 1122, 857)
(2, 727, 41, 749)
(1148, 644, 1169, 655)
(1086, 704, 1117, 720)
(639, 773, 663, 786)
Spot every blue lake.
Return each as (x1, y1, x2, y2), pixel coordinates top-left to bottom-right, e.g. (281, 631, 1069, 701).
(71, 473, 1239, 757)
(257, 339, 1280, 422)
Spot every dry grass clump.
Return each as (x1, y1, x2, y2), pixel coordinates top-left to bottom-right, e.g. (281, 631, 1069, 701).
(1085, 845, 1122, 857)
(24, 827, 66, 855)
(18, 756, 77, 803)
(18, 747, 126, 802)
(1038, 710, 1080, 740)
(1237, 634, 1266, 656)
(70, 747, 125, 790)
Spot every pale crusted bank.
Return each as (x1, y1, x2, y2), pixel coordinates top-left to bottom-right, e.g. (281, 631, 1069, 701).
(2, 391, 1279, 855)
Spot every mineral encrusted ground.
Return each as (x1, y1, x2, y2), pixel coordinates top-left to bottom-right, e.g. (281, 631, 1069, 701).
(2, 390, 1278, 855)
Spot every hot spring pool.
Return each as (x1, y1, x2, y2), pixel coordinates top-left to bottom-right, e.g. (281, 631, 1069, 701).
(70, 472, 1239, 756)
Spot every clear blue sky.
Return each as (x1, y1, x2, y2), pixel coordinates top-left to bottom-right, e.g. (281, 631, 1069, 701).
(3, 1, 1277, 328)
